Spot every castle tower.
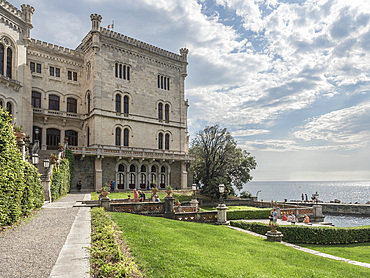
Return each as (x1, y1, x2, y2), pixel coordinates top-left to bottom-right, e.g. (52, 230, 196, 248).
(21, 4, 34, 40)
(90, 14, 102, 50)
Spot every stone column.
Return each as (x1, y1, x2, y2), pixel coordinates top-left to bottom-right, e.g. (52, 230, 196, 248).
(101, 198, 110, 211)
(313, 205, 324, 222)
(217, 204, 229, 225)
(164, 196, 175, 219)
(180, 161, 187, 189)
(95, 157, 103, 191)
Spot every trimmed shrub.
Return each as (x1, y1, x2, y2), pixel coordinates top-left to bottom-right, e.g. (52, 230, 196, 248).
(50, 158, 71, 201)
(227, 209, 270, 220)
(89, 207, 140, 277)
(0, 108, 44, 226)
(230, 221, 370, 244)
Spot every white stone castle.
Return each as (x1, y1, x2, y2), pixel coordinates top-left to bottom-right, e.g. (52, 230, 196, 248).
(0, 1, 192, 191)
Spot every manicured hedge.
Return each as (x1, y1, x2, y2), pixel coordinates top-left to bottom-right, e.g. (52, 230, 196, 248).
(230, 221, 370, 244)
(0, 109, 44, 226)
(227, 209, 270, 220)
(90, 207, 140, 277)
(50, 158, 71, 201)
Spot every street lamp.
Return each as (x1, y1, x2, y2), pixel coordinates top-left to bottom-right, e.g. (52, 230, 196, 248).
(219, 183, 225, 204)
(43, 159, 50, 168)
(31, 153, 39, 165)
(192, 183, 196, 199)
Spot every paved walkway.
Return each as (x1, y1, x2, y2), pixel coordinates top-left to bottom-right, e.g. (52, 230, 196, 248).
(0, 193, 91, 278)
(229, 224, 370, 269)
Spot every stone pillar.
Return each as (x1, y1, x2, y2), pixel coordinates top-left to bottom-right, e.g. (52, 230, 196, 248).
(313, 205, 324, 222)
(180, 161, 187, 189)
(101, 198, 110, 211)
(95, 157, 103, 191)
(164, 196, 175, 219)
(41, 177, 51, 202)
(190, 199, 199, 210)
(17, 140, 26, 161)
(217, 204, 229, 225)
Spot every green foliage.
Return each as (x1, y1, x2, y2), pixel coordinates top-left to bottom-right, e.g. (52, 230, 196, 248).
(239, 191, 252, 198)
(227, 209, 270, 220)
(190, 125, 257, 199)
(89, 207, 140, 277)
(64, 148, 75, 181)
(0, 108, 43, 226)
(50, 158, 71, 201)
(230, 221, 370, 244)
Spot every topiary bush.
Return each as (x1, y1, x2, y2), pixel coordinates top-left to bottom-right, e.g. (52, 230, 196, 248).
(230, 221, 370, 244)
(0, 108, 44, 227)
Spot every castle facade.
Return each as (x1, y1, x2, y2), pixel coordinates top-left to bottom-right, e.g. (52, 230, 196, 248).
(0, 1, 192, 191)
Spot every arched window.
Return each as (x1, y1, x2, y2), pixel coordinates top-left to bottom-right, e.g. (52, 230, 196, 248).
(65, 130, 78, 146)
(158, 103, 163, 120)
(0, 44, 4, 76)
(160, 173, 166, 189)
(161, 166, 166, 173)
(0, 100, 2, 107)
(87, 127, 90, 146)
(115, 127, 121, 146)
(115, 94, 121, 113)
(117, 164, 125, 189)
(129, 165, 136, 189)
(165, 134, 170, 150)
(140, 166, 146, 189)
(6, 102, 12, 116)
(123, 128, 129, 146)
(123, 96, 129, 114)
(49, 95, 60, 111)
(158, 132, 163, 149)
(165, 104, 169, 121)
(67, 98, 77, 113)
(87, 93, 91, 113)
(6, 48, 12, 78)
(141, 165, 146, 172)
(32, 91, 41, 108)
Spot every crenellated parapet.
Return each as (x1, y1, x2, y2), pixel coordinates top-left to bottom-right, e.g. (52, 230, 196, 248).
(100, 27, 185, 62)
(29, 38, 83, 59)
(0, 0, 23, 18)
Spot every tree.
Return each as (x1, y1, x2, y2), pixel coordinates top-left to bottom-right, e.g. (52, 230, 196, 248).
(190, 125, 257, 199)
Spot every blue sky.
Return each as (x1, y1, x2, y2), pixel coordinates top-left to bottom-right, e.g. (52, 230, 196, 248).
(12, 0, 370, 181)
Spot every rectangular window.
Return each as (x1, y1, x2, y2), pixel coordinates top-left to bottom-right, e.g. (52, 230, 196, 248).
(30, 62, 35, 73)
(67, 98, 77, 113)
(68, 71, 72, 80)
(50, 66, 54, 76)
(55, 68, 60, 77)
(36, 63, 41, 73)
(127, 66, 130, 80)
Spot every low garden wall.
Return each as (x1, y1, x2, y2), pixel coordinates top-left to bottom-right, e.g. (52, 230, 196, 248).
(230, 221, 370, 244)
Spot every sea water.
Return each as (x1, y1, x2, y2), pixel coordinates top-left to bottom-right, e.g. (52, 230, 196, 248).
(237, 181, 370, 227)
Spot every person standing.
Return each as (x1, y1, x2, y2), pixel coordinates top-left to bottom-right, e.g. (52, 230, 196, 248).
(77, 180, 82, 192)
(133, 189, 138, 202)
(273, 209, 278, 224)
(291, 213, 296, 225)
(111, 180, 115, 192)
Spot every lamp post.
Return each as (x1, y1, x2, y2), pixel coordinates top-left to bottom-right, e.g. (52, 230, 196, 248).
(31, 153, 39, 165)
(43, 159, 50, 169)
(190, 183, 199, 209)
(217, 184, 228, 225)
(219, 183, 225, 204)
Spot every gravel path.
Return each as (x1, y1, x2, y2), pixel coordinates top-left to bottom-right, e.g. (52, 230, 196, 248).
(0, 193, 87, 278)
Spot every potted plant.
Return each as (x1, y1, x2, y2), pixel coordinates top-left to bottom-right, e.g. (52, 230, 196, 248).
(50, 153, 58, 162)
(165, 185, 172, 197)
(13, 126, 25, 141)
(99, 185, 110, 199)
(151, 187, 158, 195)
(58, 142, 64, 150)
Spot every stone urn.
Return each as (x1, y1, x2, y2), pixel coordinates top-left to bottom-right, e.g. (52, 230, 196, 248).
(100, 190, 110, 199)
(151, 188, 158, 195)
(165, 190, 172, 197)
(14, 131, 26, 141)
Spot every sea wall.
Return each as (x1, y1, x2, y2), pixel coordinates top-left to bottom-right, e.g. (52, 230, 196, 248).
(288, 202, 370, 216)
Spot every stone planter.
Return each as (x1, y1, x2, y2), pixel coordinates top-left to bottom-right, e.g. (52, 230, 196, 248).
(100, 190, 110, 199)
(14, 131, 25, 141)
(165, 190, 172, 197)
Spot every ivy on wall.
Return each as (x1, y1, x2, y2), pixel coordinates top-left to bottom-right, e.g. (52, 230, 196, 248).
(50, 149, 74, 201)
(0, 109, 44, 226)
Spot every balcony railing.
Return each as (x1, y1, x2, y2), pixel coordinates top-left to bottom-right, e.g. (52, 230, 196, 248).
(33, 108, 84, 120)
(68, 145, 194, 162)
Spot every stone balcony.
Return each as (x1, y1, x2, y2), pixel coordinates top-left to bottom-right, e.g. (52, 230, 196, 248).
(33, 108, 84, 120)
(68, 145, 194, 162)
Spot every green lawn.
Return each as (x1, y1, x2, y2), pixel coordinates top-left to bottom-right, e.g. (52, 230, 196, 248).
(200, 205, 269, 211)
(299, 242, 370, 264)
(91, 190, 193, 203)
(111, 212, 370, 278)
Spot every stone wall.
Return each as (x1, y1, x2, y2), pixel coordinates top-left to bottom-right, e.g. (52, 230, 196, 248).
(72, 155, 95, 191)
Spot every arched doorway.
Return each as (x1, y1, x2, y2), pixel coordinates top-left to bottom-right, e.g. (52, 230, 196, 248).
(47, 128, 60, 150)
(117, 164, 125, 189)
